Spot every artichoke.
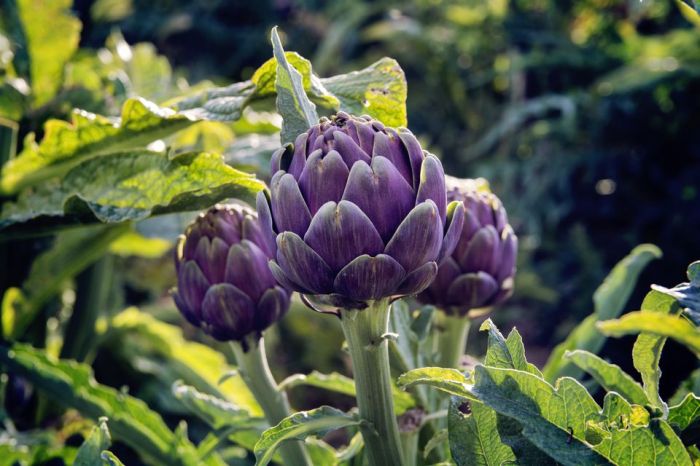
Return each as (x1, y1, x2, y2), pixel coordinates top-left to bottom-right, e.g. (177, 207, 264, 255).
(418, 184, 517, 314)
(172, 204, 290, 341)
(257, 112, 464, 308)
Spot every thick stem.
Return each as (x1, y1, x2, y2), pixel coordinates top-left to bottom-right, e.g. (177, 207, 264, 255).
(435, 311, 471, 370)
(340, 300, 405, 466)
(230, 337, 311, 466)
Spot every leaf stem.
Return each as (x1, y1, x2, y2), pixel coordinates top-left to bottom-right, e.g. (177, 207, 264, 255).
(230, 337, 311, 466)
(340, 300, 405, 466)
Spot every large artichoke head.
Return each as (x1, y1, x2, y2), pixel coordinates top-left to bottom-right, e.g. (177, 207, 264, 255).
(172, 204, 290, 341)
(418, 183, 517, 315)
(257, 112, 465, 308)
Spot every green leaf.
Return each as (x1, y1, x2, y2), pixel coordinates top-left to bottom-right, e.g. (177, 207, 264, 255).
(0, 98, 197, 195)
(600, 311, 700, 355)
(108, 308, 262, 416)
(108, 230, 172, 258)
(423, 428, 448, 460)
(669, 394, 700, 432)
(271, 27, 319, 144)
(473, 365, 692, 465)
(542, 244, 662, 382)
(101, 451, 127, 466)
(397, 367, 476, 400)
(565, 350, 648, 405)
(279, 370, 415, 414)
(172, 381, 264, 430)
(447, 398, 516, 466)
(12, 224, 129, 337)
(481, 318, 541, 376)
(75, 418, 111, 466)
(0, 343, 223, 466)
(652, 260, 700, 324)
(254, 406, 360, 466)
(13, 0, 81, 105)
(320, 57, 408, 127)
(1, 150, 263, 231)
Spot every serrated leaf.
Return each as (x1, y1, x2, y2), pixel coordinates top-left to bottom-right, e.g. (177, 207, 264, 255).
(565, 350, 648, 405)
(0, 98, 197, 194)
(473, 365, 692, 465)
(320, 57, 408, 127)
(481, 318, 541, 376)
(75, 418, 111, 466)
(542, 244, 662, 382)
(0, 150, 263, 231)
(0, 343, 223, 466)
(108, 308, 262, 416)
(447, 398, 516, 466)
(13, 0, 81, 105)
(279, 370, 414, 414)
(172, 381, 263, 430)
(254, 406, 360, 466)
(271, 27, 319, 144)
(397, 367, 476, 400)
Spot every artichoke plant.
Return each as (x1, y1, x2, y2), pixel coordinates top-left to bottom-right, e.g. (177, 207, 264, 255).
(418, 183, 517, 315)
(172, 204, 290, 342)
(257, 112, 465, 309)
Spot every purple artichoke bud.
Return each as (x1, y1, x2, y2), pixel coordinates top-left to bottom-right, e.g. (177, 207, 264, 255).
(418, 185, 517, 315)
(172, 204, 290, 341)
(257, 112, 465, 308)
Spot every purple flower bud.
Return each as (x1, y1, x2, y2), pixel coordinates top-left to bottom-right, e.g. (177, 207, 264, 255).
(172, 204, 290, 341)
(418, 185, 517, 315)
(258, 112, 465, 308)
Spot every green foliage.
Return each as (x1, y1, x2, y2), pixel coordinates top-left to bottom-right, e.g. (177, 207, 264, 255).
(565, 350, 648, 405)
(172, 381, 263, 430)
(0, 343, 224, 466)
(254, 406, 360, 466)
(542, 244, 662, 382)
(397, 367, 475, 400)
(271, 27, 319, 144)
(600, 311, 700, 355)
(74, 417, 112, 466)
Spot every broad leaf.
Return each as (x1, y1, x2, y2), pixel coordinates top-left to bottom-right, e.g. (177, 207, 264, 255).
(271, 27, 319, 144)
(473, 365, 692, 465)
(0, 343, 224, 466)
(321, 57, 407, 127)
(279, 370, 415, 414)
(172, 381, 263, 430)
(254, 406, 360, 466)
(448, 398, 516, 466)
(1, 150, 263, 231)
(397, 367, 476, 400)
(565, 350, 648, 405)
(542, 244, 662, 382)
(669, 394, 700, 432)
(0, 98, 197, 195)
(107, 308, 262, 416)
(12, 0, 81, 105)
(481, 319, 541, 376)
(600, 311, 700, 356)
(74, 418, 111, 466)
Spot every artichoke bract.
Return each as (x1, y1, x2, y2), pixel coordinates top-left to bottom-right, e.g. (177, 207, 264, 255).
(172, 204, 290, 341)
(257, 112, 465, 308)
(418, 185, 517, 315)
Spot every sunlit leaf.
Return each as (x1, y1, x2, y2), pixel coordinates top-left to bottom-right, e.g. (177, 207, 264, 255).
(542, 244, 662, 382)
(254, 406, 360, 466)
(397, 367, 476, 400)
(74, 418, 111, 466)
(565, 350, 648, 405)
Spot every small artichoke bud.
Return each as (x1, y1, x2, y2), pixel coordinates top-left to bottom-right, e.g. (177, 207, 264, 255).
(257, 112, 465, 308)
(172, 204, 290, 341)
(418, 183, 517, 315)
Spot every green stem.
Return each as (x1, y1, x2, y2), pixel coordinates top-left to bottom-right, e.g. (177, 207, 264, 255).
(230, 337, 311, 466)
(60, 255, 114, 361)
(340, 300, 405, 466)
(435, 311, 471, 370)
